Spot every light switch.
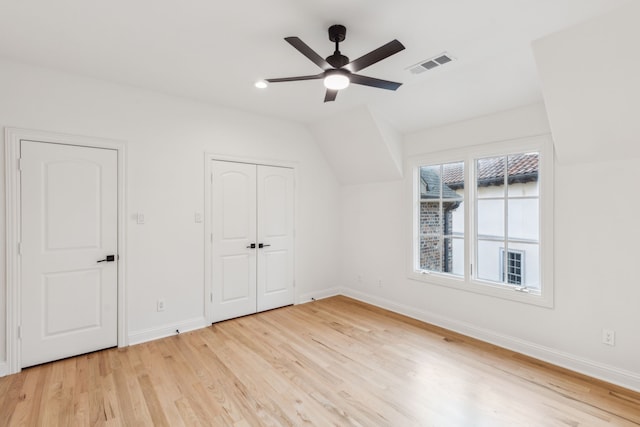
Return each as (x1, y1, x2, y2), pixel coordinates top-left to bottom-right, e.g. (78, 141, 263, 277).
(137, 212, 145, 224)
(195, 212, 203, 223)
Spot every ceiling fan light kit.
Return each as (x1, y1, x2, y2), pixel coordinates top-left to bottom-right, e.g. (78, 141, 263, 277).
(266, 24, 405, 102)
(323, 69, 350, 90)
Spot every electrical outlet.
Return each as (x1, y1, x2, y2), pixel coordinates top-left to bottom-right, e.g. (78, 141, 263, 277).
(602, 328, 615, 346)
(137, 212, 145, 224)
(157, 299, 166, 312)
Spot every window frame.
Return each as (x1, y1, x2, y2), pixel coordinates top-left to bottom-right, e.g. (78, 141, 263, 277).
(407, 135, 554, 307)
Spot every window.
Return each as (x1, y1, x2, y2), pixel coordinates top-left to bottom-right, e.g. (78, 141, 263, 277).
(475, 153, 539, 291)
(500, 249, 524, 285)
(419, 162, 464, 275)
(409, 136, 553, 307)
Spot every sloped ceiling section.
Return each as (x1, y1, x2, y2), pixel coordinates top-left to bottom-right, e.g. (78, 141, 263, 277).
(309, 106, 403, 185)
(532, 1, 640, 164)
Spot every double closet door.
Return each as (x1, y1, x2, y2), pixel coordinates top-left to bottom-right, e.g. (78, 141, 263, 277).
(211, 160, 294, 322)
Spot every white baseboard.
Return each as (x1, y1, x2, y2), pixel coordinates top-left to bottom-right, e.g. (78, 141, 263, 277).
(128, 316, 208, 346)
(128, 287, 341, 346)
(341, 288, 640, 393)
(0, 362, 8, 378)
(127, 286, 340, 346)
(297, 287, 342, 304)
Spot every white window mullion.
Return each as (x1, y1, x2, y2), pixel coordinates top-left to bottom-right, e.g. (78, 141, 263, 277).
(469, 153, 476, 281)
(469, 158, 472, 278)
(503, 155, 509, 285)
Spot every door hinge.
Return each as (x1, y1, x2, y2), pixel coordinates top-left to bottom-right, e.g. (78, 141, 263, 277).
(17, 242, 22, 255)
(470, 263, 473, 276)
(210, 173, 214, 184)
(17, 325, 21, 340)
(18, 158, 23, 171)
(210, 292, 213, 303)
(210, 233, 213, 243)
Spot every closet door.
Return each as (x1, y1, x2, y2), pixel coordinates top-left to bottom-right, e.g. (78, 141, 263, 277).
(210, 160, 295, 322)
(257, 166, 295, 312)
(211, 161, 257, 322)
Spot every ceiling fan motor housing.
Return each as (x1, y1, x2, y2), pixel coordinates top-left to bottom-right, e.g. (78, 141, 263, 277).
(328, 25, 346, 43)
(327, 53, 349, 68)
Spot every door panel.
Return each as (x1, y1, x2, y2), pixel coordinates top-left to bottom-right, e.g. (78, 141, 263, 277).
(263, 175, 288, 236)
(44, 269, 101, 335)
(221, 255, 252, 301)
(45, 160, 102, 250)
(263, 250, 288, 293)
(222, 172, 254, 240)
(21, 140, 118, 368)
(211, 161, 257, 322)
(257, 166, 294, 312)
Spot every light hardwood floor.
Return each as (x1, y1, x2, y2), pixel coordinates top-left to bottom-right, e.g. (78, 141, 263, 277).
(1, 296, 638, 426)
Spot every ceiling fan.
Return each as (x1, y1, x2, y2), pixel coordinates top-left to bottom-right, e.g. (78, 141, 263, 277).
(266, 25, 405, 102)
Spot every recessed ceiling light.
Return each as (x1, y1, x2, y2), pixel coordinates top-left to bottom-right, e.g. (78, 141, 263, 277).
(255, 81, 268, 89)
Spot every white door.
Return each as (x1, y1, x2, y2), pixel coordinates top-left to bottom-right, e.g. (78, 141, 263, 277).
(211, 161, 258, 322)
(20, 140, 118, 368)
(211, 161, 294, 322)
(256, 166, 295, 312)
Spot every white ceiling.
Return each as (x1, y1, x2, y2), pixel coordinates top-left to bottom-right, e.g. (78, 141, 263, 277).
(0, 0, 628, 133)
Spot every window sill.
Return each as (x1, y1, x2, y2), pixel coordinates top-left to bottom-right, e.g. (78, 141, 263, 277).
(408, 271, 553, 308)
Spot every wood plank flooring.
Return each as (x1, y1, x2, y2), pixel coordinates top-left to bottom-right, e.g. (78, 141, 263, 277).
(1, 296, 639, 426)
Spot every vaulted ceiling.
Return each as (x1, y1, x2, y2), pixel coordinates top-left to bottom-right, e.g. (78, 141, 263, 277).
(0, 0, 628, 135)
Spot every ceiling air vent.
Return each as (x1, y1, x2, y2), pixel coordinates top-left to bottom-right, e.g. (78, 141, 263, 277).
(407, 52, 455, 74)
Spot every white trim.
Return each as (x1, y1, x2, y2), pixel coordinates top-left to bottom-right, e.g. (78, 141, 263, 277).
(128, 317, 207, 346)
(406, 134, 554, 308)
(341, 288, 640, 393)
(4, 127, 127, 376)
(297, 287, 342, 304)
(0, 362, 7, 377)
(205, 153, 298, 170)
(204, 153, 299, 325)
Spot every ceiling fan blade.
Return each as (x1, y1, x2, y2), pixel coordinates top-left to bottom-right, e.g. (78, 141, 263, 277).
(345, 39, 405, 73)
(324, 89, 338, 103)
(265, 73, 324, 83)
(350, 74, 402, 91)
(285, 37, 332, 70)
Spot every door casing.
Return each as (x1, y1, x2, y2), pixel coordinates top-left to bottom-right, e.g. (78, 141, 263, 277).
(4, 127, 127, 375)
(204, 153, 298, 324)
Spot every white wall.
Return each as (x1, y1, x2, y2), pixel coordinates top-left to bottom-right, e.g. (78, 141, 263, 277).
(340, 102, 640, 391)
(0, 59, 342, 366)
(533, 1, 640, 164)
(309, 106, 403, 185)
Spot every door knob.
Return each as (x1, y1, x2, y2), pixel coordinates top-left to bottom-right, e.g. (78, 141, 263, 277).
(258, 243, 271, 249)
(246, 243, 256, 249)
(97, 255, 116, 263)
